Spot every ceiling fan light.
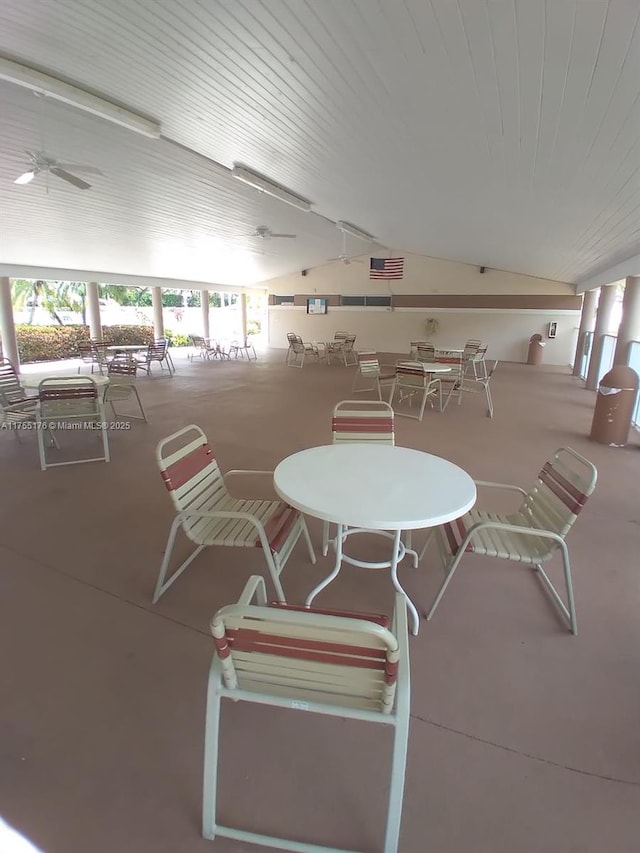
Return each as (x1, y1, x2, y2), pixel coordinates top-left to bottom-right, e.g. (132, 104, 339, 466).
(14, 170, 35, 184)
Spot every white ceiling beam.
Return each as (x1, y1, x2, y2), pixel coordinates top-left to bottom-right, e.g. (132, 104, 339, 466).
(575, 254, 640, 293)
(0, 264, 262, 293)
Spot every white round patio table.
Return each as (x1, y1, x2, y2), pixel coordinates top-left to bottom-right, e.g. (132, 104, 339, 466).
(105, 344, 148, 352)
(273, 444, 476, 635)
(22, 373, 110, 393)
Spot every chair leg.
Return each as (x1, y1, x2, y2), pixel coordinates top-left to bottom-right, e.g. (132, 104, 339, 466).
(424, 532, 468, 620)
(535, 542, 577, 634)
(322, 520, 331, 556)
(153, 518, 205, 602)
(202, 659, 223, 840)
(100, 422, 110, 463)
(300, 516, 317, 565)
(485, 383, 494, 418)
(384, 712, 410, 853)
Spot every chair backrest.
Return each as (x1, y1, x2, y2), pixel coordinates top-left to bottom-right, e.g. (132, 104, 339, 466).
(107, 356, 138, 379)
(286, 332, 298, 345)
(434, 353, 463, 384)
(38, 377, 100, 419)
(331, 400, 395, 444)
(290, 336, 306, 354)
(190, 334, 205, 347)
(334, 331, 352, 341)
(342, 334, 357, 352)
(521, 447, 597, 539)
(356, 350, 381, 376)
(147, 341, 168, 361)
(77, 342, 98, 364)
(156, 424, 228, 539)
(416, 342, 436, 361)
(394, 361, 430, 388)
(0, 357, 24, 404)
(211, 601, 400, 713)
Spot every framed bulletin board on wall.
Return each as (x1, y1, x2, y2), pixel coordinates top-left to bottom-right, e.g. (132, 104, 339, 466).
(307, 298, 328, 315)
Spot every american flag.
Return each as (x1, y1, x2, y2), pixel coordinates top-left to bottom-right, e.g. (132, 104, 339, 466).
(369, 257, 404, 280)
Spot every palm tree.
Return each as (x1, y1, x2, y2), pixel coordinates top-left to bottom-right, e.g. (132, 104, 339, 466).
(11, 279, 63, 324)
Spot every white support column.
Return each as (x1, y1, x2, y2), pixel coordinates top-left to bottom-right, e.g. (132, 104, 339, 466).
(572, 289, 598, 376)
(86, 281, 102, 341)
(240, 292, 248, 344)
(152, 286, 164, 339)
(0, 276, 20, 368)
(613, 276, 640, 365)
(201, 290, 210, 340)
(585, 284, 618, 390)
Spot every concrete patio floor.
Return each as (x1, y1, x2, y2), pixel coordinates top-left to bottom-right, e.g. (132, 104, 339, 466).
(2, 349, 640, 853)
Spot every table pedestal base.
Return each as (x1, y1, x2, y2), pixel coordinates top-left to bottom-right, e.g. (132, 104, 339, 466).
(306, 525, 421, 635)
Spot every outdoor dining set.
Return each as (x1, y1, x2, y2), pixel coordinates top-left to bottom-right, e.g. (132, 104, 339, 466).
(1, 333, 600, 853)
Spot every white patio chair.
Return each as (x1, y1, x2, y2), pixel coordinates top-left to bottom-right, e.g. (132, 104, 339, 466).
(228, 337, 257, 360)
(155, 338, 176, 372)
(442, 359, 498, 417)
(36, 376, 110, 470)
(322, 400, 395, 555)
(389, 362, 442, 420)
(203, 574, 410, 853)
(326, 332, 357, 366)
(285, 334, 320, 367)
(352, 350, 396, 400)
(415, 342, 436, 362)
(421, 446, 598, 635)
(136, 340, 174, 375)
(105, 356, 147, 421)
(0, 357, 41, 442)
(154, 424, 316, 603)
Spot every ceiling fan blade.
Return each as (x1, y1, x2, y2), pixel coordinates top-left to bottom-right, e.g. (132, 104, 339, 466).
(49, 167, 92, 190)
(56, 163, 104, 175)
(270, 233, 297, 239)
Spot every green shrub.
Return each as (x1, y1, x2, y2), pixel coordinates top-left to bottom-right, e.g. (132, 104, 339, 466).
(103, 325, 155, 346)
(16, 324, 154, 362)
(247, 319, 261, 336)
(163, 329, 191, 347)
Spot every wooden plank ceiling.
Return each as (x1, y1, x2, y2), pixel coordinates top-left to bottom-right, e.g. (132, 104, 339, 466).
(0, 0, 638, 287)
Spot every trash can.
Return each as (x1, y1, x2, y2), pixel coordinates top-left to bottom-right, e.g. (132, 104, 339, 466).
(590, 365, 639, 447)
(527, 334, 546, 365)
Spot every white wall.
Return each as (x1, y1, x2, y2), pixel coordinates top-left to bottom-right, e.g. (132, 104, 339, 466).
(266, 253, 580, 364)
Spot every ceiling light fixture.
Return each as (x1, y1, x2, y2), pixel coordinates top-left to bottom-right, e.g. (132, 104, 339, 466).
(0, 56, 162, 138)
(231, 164, 312, 212)
(336, 221, 376, 241)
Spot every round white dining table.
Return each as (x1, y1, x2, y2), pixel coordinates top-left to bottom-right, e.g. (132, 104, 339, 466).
(21, 374, 110, 398)
(273, 444, 477, 635)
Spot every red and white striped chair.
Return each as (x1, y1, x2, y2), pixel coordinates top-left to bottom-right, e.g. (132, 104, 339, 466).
(415, 342, 436, 362)
(323, 400, 395, 554)
(36, 377, 109, 470)
(203, 574, 410, 853)
(154, 424, 316, 603)
(421, 447, 597, 635)
(447, 359, 498, 417)
(352, 350, 396, 400)
(388, 362, 442, 420)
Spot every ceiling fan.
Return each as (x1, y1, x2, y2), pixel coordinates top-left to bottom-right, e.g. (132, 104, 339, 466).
(327, 228, 365, 265)
(13, 150, 103, 190)
(250, 225, 297, 240)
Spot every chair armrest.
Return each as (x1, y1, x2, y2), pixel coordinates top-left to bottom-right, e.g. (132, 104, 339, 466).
(464, 519, 565, 546)
(223, 469, 279, 499)
(237, 575, 268, 606)
(473, 480, 527, 498)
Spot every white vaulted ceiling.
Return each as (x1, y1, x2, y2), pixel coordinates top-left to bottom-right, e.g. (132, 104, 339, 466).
(0, 0, 639, 288)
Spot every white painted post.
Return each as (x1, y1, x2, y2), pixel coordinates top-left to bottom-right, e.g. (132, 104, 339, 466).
(152, 286, 164, 339)
(0, 276, 20, 368)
